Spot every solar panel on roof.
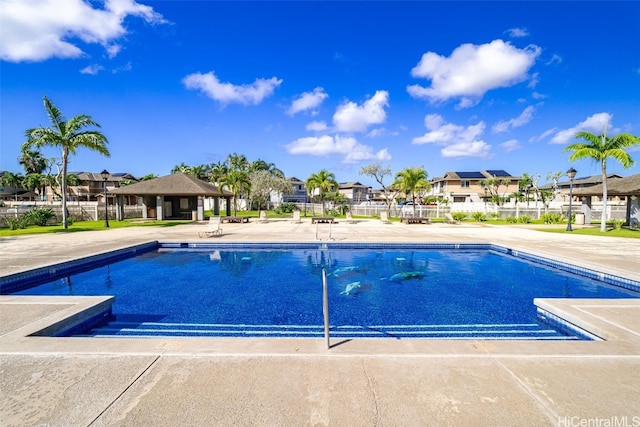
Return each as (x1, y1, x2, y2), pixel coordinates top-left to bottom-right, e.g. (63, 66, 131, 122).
(485, 170, 511, 177)
(456, 172, 485, 179)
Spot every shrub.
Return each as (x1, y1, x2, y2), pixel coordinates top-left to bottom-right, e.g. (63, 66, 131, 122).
(489, 212, 501, 221)
(5, 217, 28, 230)
(506, 216, 518, 223)
(518, 215, 532, 224)
(24, 207, 56, 226)
(451, 212, 467, 222)
(275, 203, 297, 214)
(611, 218, 625, 230)
(472, 212, 486, 222)
(541, 213, 564, 224)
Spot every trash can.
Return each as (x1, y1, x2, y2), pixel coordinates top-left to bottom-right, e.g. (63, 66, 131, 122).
(575, 213, 585, 225)
(191, 210, 197, 221)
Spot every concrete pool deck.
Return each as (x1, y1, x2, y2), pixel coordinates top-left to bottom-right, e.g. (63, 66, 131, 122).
(1, 219, 639, 426)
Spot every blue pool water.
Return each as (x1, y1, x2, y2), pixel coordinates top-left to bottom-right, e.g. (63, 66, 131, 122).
(5, 244, 638, 339)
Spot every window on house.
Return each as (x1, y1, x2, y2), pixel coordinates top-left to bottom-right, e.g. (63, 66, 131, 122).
(460, 180, 470, 188)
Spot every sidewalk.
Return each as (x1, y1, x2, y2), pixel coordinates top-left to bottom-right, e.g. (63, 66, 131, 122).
(1, 220, 639, 426)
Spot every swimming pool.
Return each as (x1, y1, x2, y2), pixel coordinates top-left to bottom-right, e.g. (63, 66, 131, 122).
(2, 243, 638, 340)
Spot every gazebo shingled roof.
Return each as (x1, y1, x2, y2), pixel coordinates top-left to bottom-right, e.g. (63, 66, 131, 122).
(572, 173, 640, 197)
(110, 172, 232, 197)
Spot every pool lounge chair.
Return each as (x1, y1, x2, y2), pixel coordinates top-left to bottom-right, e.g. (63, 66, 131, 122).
(346, 211, 356, 224)
(198, 216, 223, 237)
(291, 210, 302, 224)
(445, 213, 459, 224)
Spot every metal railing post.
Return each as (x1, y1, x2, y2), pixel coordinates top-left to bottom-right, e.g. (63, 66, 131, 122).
(322, 268, 330, 349)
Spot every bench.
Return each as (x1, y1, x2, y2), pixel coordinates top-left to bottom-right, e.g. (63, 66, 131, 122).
(220, 216, 250, 223)
(400, 217, 431, 224)
(311, 217, 336, 224)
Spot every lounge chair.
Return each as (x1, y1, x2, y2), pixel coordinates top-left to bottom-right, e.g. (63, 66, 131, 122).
(198, 216, 223, 237)
(258, 210, 268, 223)
(380, 211, 391, 224)
(445, 213, 459, 224)
(346, 211, 356, 224)
(291, 210, 302, 224)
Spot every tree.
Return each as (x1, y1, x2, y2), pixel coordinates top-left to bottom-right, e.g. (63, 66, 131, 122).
(563, 129, 640, 232)
(221, 169, 251, 215)
(249, 170, 292, 210)
(306, 169, 338, 215)
(208, 161, 229, 186)
(359, 162, 399, 215)
(0, 171, 24, 201)
(18, 148, 47, 175)
(22, 97, 109, 228)
(392, 167, 429, 217)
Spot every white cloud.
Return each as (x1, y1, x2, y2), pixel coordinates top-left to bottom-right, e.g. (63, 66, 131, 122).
(286, 87, 328, 116)
(550, 112, 612, 144)
(412, 114, 491, 158)
(332, 90, 389, 133)
(442, 141, 491, 158)
(530, 127, 558, 143)
(285, 134, 391, 164)
(505, 27, 529, 38)
(492, 105, 538, 133)
(407, 39, 541, 108)
(182, 71, 282, 106)
(366, 128, 398, 138)
(306, 121, 328, 132)
(80, 64, 104, 75)
(499, 139, 520, 152)
(546, 54, 563, 66)
(0, 0, 166, 62)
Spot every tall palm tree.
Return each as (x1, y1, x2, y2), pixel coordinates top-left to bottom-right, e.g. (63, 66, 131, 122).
(306, 169, 338, 215)
(209, 161, 229, 186)
(563, 129, 639, 232)
(393, 167, 429, 216)
(22, 96, 109, 228)
(221, 169, 251, 215)
(227, 153, 249, 172)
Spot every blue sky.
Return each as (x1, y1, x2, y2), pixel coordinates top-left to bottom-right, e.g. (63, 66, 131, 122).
(1, 0, 639, 188)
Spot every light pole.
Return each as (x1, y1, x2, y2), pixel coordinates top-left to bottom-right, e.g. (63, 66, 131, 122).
(565, 167, 577, 231)
(101, 169, 110, 228)
(483, 187, 488, 209)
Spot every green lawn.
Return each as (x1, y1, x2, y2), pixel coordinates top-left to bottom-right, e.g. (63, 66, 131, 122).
(0, 219, 191, 237)
(533, 226, 640, 238)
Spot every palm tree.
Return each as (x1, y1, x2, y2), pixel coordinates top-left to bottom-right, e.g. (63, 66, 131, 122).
(227, 153, 249, 172)
(563, 129, 640, 232)
(250, 159, 284, 178)
(0, 171, 24, 201)
(18, 149, 47, 175)
(393, 167, 429, 217)
(22, 96, 109, 228)
(221, 169, 251, 215)
(306, 169, 338, 215)
(209, 161, 229, 186)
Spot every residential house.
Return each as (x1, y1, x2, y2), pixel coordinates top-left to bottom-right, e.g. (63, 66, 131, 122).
(545, 174, 623, 202)
(338, 181, 370, 204)
(430, 170, 520, 203)
(39, 171, 139, 204)
(281, 177, 308, 203)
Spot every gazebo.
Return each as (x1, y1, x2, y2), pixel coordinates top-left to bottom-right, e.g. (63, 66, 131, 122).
(572, 173, 640, 227)
(110, 173, 233, 221)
